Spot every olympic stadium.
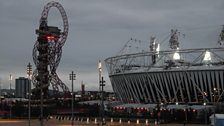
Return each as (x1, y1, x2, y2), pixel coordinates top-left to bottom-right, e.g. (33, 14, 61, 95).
(105, 28, 224, 104)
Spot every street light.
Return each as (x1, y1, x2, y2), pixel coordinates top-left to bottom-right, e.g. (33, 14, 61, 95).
(213, 88, 217, 102)
(184, 102, 188, 124)
(69, 71, 76, 126)
(27, 62, 32, 126)
(203, 102, 207, 124)
(213, 88, 217, 126)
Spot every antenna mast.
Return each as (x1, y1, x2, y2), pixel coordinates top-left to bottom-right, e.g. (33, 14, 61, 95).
(169, 29, 179, 49)
(218, 25, 224, 45)
(150, 36, 159, 64)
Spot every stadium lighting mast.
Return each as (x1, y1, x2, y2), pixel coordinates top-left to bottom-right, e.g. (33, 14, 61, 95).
(9, 74, 12, 119)
(98, 60, 102, 90)
(9, 74, 12, 95)
(98, 61, 102, 123)
(69, 71, 76, 126)
(100, 76, 106, 126)
(27, 63, 32, 126)
(98, 60, 106, 125)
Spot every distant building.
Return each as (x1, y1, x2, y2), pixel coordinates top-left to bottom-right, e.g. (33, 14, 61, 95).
(81, 83, 85, 96)
(15, 77, 30, 98)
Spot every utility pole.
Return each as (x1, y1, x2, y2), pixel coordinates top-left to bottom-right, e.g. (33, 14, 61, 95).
(69, 71, 76, 126)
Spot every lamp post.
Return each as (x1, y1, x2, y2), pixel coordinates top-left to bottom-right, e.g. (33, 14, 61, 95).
(203, 102, 207, 124)
(213, 88, 217, 126)
(69, 71, 76, 126)
(27, 63, 32, 126)
(214, 88, 217, 103)
(9, 74, 12, 119)
(175, 102, 178, 123)
(184, 102, 188, 124)
(100, 76, 106, 126)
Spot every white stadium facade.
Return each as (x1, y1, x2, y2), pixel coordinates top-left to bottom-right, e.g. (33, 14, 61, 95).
(105, 29, 224, 104)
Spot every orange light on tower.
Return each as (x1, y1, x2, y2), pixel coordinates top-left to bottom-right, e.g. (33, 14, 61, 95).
(46, 36, 59, 41)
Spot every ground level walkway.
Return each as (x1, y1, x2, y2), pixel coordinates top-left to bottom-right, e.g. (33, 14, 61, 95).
(0, 119, 210, 126)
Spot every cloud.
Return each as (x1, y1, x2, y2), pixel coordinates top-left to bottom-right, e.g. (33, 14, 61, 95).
(1, 0, 224, 92)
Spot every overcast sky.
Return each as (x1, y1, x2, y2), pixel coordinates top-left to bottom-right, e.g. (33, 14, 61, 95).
(0, 0, 224, 92)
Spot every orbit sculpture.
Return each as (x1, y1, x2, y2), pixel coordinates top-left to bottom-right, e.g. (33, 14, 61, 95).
(32, 1, 69, 97)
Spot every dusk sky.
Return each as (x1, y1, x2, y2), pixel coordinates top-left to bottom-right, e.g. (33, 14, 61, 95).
(0, 0, 224, 92)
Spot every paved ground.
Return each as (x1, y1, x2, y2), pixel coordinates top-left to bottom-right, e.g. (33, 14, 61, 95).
(0, 119, 210, 126)
(0, 119, 82, 126)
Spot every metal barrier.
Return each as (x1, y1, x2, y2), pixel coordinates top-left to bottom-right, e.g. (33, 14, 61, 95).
(53, 115, 154, 125)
